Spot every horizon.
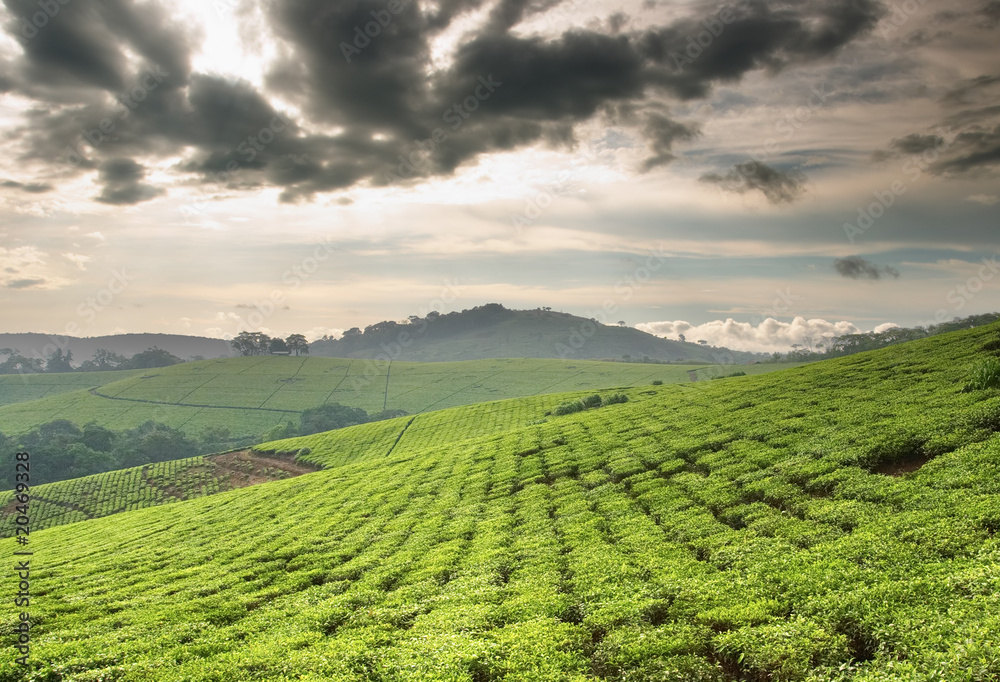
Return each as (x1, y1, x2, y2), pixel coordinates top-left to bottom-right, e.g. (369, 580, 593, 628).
(1, 0, 998, 353)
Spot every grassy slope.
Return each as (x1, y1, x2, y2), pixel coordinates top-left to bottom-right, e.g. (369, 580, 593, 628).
(3, 324, 1000, 679)
(0, 364, 803, 537)
(0, 357, 796, 437)
(0, 370, 143, 408)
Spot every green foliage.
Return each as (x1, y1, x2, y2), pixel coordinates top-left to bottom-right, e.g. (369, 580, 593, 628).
(965, 357, 1000, 391)
(2, 322, 1000, 679)
(299, 403, 371, 435)
(711, 370, 747, 380)
(652, 379, 663, 385)
(0, 419, 203, 487)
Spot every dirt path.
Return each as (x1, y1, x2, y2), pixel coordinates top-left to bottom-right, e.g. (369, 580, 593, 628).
(205, 449, 321, 488)
(687, 370, 699, 382)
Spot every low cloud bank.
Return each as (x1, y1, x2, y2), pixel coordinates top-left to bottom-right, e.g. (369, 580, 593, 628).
(636, 317, 894, 353)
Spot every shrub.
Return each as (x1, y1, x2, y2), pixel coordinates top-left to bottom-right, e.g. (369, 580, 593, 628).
(581, 394, 603, 408)
(297, 447, 311, 457)
(712, 370, 747, 380)
(965, 358, 1000, 391)
(554, 401, 584, 416)
(602, 393, 629, 406)
(652, 380, 663, 385)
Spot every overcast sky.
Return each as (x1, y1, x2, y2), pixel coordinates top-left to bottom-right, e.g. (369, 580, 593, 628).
(1, 0, 997, 352)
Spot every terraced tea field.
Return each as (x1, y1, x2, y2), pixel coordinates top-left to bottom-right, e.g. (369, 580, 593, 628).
(0, 357, 799, 438)
(0, 370, 142, 407)
(2, 323, 999, 679)
(0, 450, 315, 537)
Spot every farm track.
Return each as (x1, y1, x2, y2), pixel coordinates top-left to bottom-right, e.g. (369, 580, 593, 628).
(88, 388, 301, 414)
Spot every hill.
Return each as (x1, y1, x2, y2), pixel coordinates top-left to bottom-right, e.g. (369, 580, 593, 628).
(0, 356, 795, 440)
(0, 332, 236, 366)
(309, 304, 761, 363)
(2, 323, 999, 679)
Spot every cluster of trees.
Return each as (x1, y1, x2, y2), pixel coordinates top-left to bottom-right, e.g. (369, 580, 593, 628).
(0, 347, 183, 374)
(0, 420, 212, 488)
(230, 332, 309, 356)
(262, 403, 407, 442)
(314, 304, 512, 353)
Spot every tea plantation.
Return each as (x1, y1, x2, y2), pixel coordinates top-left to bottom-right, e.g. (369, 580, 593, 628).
(2, 324, 999, 680)
(0, 357, 797, 438)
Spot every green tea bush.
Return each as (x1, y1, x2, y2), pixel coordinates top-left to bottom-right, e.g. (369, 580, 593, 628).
(554, 401, 584, 416)
(602, 393, 629, 406)
(581, 394, 603, 408)
(965, 357, 1000, 391)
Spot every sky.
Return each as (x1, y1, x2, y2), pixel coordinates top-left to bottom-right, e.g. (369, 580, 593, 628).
(0, 0, 998, 353)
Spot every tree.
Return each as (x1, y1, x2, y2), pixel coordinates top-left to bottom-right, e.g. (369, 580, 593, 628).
(285, 333, 309, 356)
(697, 340, 708, 346)
(127, 347, 182, 368)
(0, 352, 43, 374)
(678, 334, 686, 343)
(269, 337, 290, 354)
(618, 321, 626, 327)
(231, 331, 271, 356)
(45, 348, 74, 373)
(89, 348, 127, 371)
(299, 403, 369, 436)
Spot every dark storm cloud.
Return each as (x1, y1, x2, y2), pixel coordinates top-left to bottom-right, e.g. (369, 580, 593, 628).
(1, 0, 192, 94)
(640, 112, 698, 170)
(875, 72, 1000, 177)
(5, 0, 884, 202)
(979, 1, 1000, 28)
(94, 158, 163, 205)
(932, 125, 1000, 175)
(699, 161, 806, 204)
(1, 179, 52, 193)
(637, 0, 884, 99)
(834, 256, 901, 281)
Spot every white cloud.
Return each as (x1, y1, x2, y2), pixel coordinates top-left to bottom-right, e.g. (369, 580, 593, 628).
(636, 317, 872, 352)
(303, 327, 343, 342)
(86, 231, 106, 240)
(62, 252, 91, 270)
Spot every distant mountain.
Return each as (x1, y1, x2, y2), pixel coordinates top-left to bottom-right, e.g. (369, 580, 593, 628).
(0, 333, 236, 365)
(309, 304, 761, 363)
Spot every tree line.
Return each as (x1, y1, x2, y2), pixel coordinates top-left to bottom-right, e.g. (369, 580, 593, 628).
(0, 347, 183, 374)
(230, 332, 309, 356)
